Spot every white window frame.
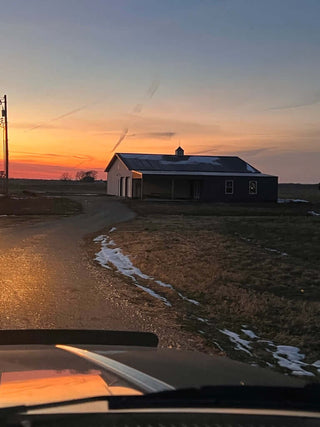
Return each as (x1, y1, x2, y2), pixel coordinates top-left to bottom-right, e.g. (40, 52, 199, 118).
(225, 180, 234, 195)
(249, 180, 258, 195)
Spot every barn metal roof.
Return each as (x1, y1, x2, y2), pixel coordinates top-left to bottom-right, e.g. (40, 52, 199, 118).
(105, 153, 262, 174)
(137, 171, 273, 177)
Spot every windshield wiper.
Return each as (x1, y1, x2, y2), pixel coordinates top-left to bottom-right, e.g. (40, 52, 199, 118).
(0, 384, 319, 416)
(108, 384, 320, 411)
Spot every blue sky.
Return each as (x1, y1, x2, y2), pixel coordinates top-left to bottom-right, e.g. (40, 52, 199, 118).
(1, 0, 319, 181)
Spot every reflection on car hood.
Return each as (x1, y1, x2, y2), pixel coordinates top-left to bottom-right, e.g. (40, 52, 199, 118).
(0, 343, 304, 408)
(0, 370, 141, 408)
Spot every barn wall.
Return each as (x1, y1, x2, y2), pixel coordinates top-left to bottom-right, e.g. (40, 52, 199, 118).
(143, 176, 172, 199)
(142, 174, 278, 202)
(106, 157, 132, 196)
(201, 176, 278, 202)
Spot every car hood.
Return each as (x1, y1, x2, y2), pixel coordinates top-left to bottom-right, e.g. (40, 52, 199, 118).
(0, 343, 304, 408)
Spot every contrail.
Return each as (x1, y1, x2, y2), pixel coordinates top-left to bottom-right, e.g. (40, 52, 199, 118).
(110, 127, 129, 153)
(110, 79, 160, 153)
(27, 99, 103, 131)
(146, 79, 159, 99)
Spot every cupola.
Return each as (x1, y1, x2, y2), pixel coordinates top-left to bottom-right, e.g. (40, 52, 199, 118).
(175, 146, 184, 157)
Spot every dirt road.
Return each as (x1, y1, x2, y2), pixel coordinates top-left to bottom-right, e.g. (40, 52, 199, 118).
(0, 196, 142, 330)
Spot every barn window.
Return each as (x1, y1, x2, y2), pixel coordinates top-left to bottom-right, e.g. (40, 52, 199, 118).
(249, 180, 257, 195)
(225, 180, 234, 194)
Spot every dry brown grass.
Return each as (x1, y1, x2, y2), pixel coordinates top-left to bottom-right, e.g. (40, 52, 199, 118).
(106, 214, 320, 368)
(0, 195, 82, 215)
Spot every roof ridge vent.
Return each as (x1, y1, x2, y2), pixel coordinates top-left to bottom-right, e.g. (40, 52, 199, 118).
(175, 146, 184, 157)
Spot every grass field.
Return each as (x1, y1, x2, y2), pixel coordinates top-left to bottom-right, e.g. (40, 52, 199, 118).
(7, 178, 107, 195)
(94, 183, 320, 377)
(0, 195, 82, 215)
(0, 178, 102, 215)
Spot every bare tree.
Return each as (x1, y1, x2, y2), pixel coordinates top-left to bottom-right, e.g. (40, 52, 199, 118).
(75, 170, 97, 182)
(60, 172, 73, 181)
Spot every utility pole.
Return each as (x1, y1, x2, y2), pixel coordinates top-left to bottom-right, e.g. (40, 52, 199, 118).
(0, 94, 9, 195)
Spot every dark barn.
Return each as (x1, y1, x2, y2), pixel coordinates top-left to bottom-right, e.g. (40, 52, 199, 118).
(105, 147, 278, 202)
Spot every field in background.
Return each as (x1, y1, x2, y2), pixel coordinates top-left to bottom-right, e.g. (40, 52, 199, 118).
(279, 183, 320, 202)
(8, 178, 107, 195)
(0, 196, 81, 215)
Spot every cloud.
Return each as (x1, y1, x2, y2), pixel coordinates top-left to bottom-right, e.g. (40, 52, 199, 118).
(235, 147, 275, 157)
(268, 91, 320, 110)
(11, 151, 94, 162)
(25, 96, 106, 132)
(251, 150, 320, 183)
(27, 103, 95, 131)
(12, 122, 63, 130)
(190, 146, 225, 155)
(10, 161, 104, 180)
(110, 79, 160, 152)
(127, 131, 175, 139)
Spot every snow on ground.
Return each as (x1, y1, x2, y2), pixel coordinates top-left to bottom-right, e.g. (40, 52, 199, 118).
(270, 345, 314, 377)
(264, 247, 288, 256)
(196, 316, 210, 324)
(308, 210, 320, 216)
(236, 233, 288, 257)
(277, 198, 309, 203)
(219, 329, 252, 355)
(94, 229, 319, 378)
(218, 327, 319, 377)
(177, 292, 200, 305)
(241, 328, 259, 339)
(94, 231, 200, 307)
(94, 234, 171, 306)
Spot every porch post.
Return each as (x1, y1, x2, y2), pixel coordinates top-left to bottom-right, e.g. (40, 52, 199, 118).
(141, 176, 143, 200)
(171, 178, 175, 200)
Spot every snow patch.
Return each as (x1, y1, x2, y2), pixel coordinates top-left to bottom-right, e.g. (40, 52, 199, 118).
(265, 247, 288, 256)
(308, 210, 320, 217)
(241, 329, 259, 339)
(218, 327, 318, 377)
(312, 360, 320, 373)
(240, 236, 251, 242)
(162, 156, 221, 166)
(270, 345, 314, 377)
(94, 234, 170, 306)
(219, 329, 252, 355)
(212, 340, 224, 352)
(246, 164, 256, 173)
(177, 292, 200, 305)
(277, 198, 309, 203)
(155, 279, 174, 290)
(109, 227, 117, 232)
(94, 230, 200, 307)
(196, 317, 210, 324)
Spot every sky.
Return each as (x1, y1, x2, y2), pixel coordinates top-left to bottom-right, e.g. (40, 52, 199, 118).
(1, 0, 319, 182)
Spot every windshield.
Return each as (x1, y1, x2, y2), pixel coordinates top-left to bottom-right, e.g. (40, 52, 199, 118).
(0, 0, 319, 410)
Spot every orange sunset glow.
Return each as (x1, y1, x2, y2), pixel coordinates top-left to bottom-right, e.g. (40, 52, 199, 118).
(2, 1, 320, 183)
